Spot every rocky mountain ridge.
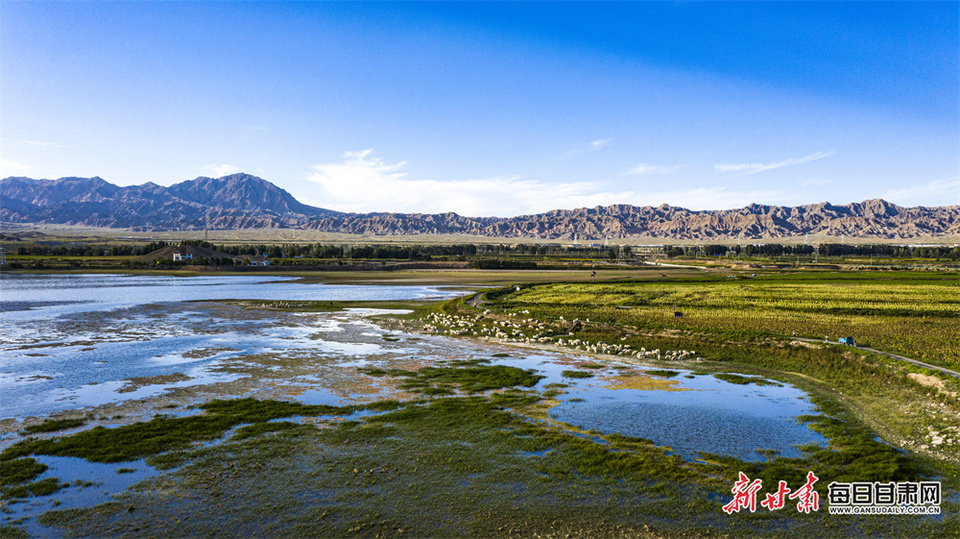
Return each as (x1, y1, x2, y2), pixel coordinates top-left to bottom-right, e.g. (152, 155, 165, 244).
(0, 174, 340, 230)
(302, 198, 959, 239)
(2, 174, 957, 239)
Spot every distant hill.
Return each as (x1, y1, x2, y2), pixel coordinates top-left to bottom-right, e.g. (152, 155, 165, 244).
(303, 199, 960, 240)
(0, 174, 340, 230)
(166, 174, 323, 216)
(2, 174, 958, 240)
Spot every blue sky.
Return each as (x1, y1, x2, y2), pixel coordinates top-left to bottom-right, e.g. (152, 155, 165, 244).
(2, 1, 957, 216)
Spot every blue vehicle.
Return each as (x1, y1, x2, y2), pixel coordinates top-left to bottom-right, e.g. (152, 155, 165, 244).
(838, 336, 857, 346)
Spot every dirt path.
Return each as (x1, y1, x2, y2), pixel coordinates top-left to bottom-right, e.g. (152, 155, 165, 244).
(466, 292, 486, 308)
(793, 337, 960, 380)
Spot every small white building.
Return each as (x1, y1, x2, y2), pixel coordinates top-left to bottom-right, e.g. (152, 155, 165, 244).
(173, 251, 193, 261)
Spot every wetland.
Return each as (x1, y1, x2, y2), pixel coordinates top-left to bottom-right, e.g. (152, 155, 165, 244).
(1, 271, 957, 537)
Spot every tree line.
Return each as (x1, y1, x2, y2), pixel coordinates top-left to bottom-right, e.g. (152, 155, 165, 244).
(662, 243, 959, 260)
(9, 240, 958, 261)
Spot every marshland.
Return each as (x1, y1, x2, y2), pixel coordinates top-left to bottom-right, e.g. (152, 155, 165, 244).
(1, 253, 957, 537)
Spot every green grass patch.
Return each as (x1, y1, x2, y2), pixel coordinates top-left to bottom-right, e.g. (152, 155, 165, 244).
(358, 367, 418, 378)
(20, 417, 87, 434)
(646, 369, 680, 378)
(3, 477, 64, 500)
(0, 398, 379, 463)
(397, 365, 545, 394)
(231, 422, 302, 441)
(0, 457, 48, 486)
(713, 373, 782, 387)
(561, 370, 594, 379)
(447, 358, 492, 367)
(0, 525, 30, 539)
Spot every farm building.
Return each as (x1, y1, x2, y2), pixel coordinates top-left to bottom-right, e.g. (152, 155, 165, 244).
(140, 244, 242, 265)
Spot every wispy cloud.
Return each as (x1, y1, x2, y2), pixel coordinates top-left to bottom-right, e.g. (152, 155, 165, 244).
(0, 158, 32, 175)
(715, 150, 835, 175)
(625, 163, 683, 175)
(590, 138, 613, 150)
(17, 139, 66, 148)
(201, 164, 241, 177)
(882, 178, 960, 206)
(563, 138, 614, 158)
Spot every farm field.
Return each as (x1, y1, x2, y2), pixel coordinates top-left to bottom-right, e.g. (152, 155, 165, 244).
(483, 272, 959, 369)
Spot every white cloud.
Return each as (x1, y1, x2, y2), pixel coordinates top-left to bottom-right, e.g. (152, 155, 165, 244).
(306, 149, 607, 216)
(201, 164, 241, 177)
(715, 150, 835, 175)
(882, 178, 960, 207)
(304, 150, 808, 215)
(0, 158, 32, 175)
(625, 163, 683, 175)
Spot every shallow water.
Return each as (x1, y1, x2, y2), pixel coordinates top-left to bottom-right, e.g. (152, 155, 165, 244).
(0, 274, 460, 420)
(1, 274, 827, 460)
(5, 455, 160, 537)
(0, 273, 452, 319)
(550, 376, 821, 461)
(1, 273, 830, 533)
(491, 354, 825, 461)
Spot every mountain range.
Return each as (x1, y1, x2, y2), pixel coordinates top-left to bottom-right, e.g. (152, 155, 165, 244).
(2, 174, 957, 240)
(0, 174, 340, 230)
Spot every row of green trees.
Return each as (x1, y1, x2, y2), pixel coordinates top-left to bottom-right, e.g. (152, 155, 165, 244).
(8, 240, 958, 261)
(663, 243, 959, 260)
(13, 241, 172, 257)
